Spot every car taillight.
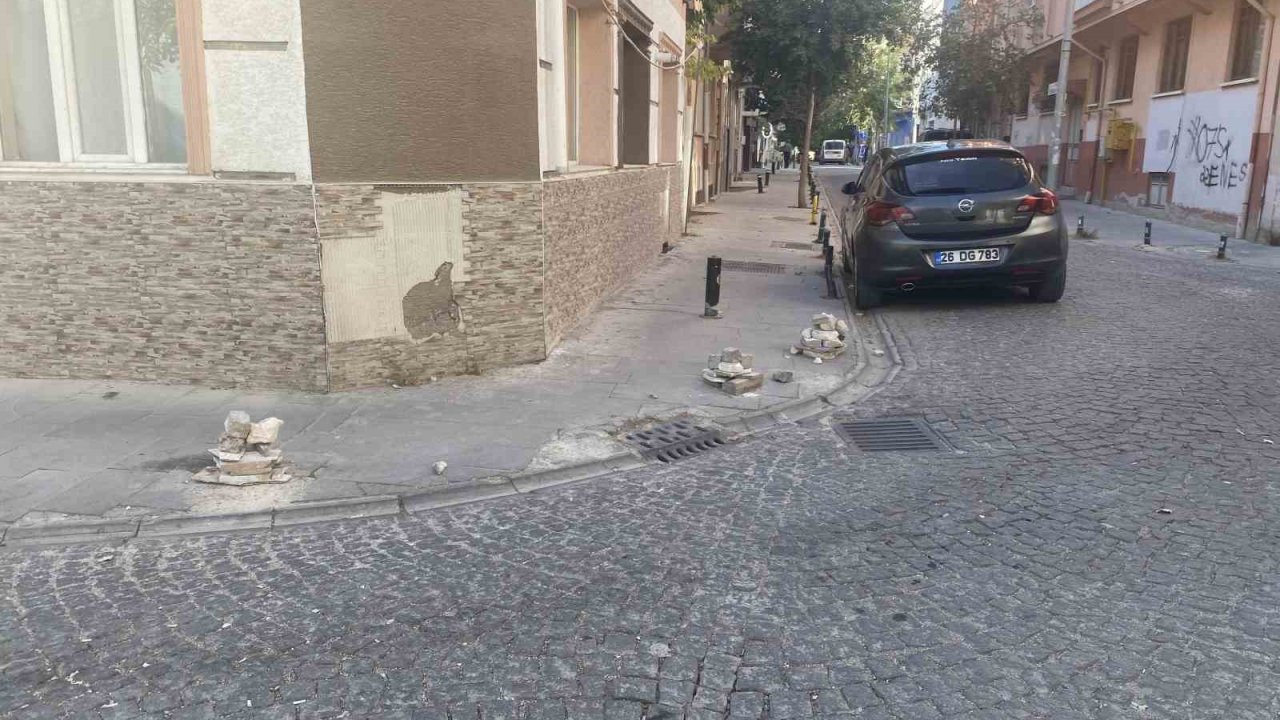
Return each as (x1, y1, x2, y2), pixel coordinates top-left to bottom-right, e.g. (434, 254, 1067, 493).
(1016, 189, 1058, 215)
(866, 201, 916, 226)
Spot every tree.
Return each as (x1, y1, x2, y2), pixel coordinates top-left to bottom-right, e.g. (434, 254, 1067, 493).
(931, 0, 1043, 135)
(725, 0, 912, 207)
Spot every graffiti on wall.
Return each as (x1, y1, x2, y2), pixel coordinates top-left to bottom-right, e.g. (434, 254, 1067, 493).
(1183, 116, 1250, 191)
(1143, 87, 1257, 215)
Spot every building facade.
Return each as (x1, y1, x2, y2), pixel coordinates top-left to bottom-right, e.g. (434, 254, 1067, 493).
(1013, 0, 1280, 242)
(0, 0, 689, 391)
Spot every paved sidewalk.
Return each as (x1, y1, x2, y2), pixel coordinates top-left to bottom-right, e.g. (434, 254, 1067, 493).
(1065, 199, 1280, 271)
(0, 171, 855, 531)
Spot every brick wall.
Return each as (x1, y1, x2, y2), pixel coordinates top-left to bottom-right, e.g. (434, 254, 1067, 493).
(543, 165, 683, 346)
(0, 181, 328, 390)
(319, 183, 546, 390)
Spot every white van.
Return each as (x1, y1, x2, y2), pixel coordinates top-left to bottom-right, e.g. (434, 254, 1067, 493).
(820, 139, 849, 165)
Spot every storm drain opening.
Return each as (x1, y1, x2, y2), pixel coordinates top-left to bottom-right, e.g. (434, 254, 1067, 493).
(771, 241, 818, 251)
(833, 417, 947, 452)
(721, 260, 788, 275)
(623, 420, 727, 463)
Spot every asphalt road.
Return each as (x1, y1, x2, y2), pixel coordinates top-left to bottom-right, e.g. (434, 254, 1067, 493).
(4, 173, 1280, 718)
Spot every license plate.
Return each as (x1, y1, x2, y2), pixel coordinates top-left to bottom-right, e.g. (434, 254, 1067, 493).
(933, 247, 1001, 265)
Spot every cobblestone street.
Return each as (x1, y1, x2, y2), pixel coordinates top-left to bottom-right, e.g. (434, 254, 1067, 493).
(3, 217, 1280, 718)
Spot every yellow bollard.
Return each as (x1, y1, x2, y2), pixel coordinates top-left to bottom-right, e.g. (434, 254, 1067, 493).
(809, 194, 819, 225)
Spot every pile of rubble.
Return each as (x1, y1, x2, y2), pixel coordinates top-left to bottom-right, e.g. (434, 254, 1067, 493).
(791, 312, 850, 361)
(192, 411, 293, 486)
(701, 347, 764, 396)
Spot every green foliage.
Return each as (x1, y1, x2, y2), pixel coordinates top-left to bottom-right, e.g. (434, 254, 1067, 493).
(931, 0, 1043, 132)
(723, 0, 916, 149)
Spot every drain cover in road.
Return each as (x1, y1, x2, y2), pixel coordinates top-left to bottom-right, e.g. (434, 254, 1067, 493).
(833, 418, 946, 452)
(721, 260, 788, 275)
(771, 241, 817, 251)
(623, 420, 726, 463)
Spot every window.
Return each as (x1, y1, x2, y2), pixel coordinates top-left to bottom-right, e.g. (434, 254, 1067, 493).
(1148, 172, 1170, 207)
(1229, 1, 1264, 81)
(1037, 60, 1059, 113)
(886, 154, 1033, 196)
(1158, 16, 1193, 93)
(565, 5, 579, 163)
(0, 0, 186, 165)
(1113, 36, 1139, 100)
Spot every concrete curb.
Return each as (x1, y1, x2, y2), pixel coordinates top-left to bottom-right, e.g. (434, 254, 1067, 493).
(0, 190, 905, 550)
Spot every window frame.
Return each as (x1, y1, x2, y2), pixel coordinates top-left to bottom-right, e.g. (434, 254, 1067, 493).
(1148, 171, 1171, 207)
(1113, 35, 1139, 101)
(1158, 15, 1193, 94)
(1228, 0, 1264, 82)
(0, 0, 188, 170)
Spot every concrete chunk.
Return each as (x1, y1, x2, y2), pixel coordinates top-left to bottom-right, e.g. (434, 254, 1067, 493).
(723, 374, 764, 396)
(247, 417, 283, 445)
(224, 411, 252, 439)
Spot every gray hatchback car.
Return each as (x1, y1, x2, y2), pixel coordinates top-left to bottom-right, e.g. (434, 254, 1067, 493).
(839, 140, 1068, 309)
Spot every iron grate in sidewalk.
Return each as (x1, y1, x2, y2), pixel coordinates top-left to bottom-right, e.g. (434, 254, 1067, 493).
(721, 260, 788, 275)
(623, 420, 727, 463)
(771, 241, 818, 251)
(832, 417, 947, 452)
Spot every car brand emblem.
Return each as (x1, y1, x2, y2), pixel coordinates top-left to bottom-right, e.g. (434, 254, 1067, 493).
(957, 198, 975, 213)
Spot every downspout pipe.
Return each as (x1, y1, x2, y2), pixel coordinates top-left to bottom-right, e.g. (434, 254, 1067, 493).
(1242, 0, 1275, 239)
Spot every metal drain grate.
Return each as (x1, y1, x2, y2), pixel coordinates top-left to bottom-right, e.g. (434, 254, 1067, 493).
(833, 418, 947, 452)
(771, 241, 817, 251)
(623, 420, 726, 463)
(721, 260, 788, 275)
(774, 216, 809, 223)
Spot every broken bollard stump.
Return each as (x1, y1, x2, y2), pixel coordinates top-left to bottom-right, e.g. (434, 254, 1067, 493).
(194, 411, 294, 486)
(702, 347, 764, 395)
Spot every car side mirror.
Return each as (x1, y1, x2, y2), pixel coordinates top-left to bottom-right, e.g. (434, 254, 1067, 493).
(841, 181, 861, 195)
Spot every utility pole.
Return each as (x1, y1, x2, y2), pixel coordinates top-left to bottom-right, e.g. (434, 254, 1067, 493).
(1046, 0, 1075, 189)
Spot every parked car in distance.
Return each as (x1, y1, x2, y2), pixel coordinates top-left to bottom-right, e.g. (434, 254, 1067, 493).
(819, 139, 850, 165)
(920, 128, 974, 142)
(838, 140, 1067, 309)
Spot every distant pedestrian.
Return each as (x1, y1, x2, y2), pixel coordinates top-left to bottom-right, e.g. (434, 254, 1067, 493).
(782, 147, 792, 169)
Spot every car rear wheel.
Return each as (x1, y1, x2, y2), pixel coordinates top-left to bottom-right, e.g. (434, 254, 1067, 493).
(1028, 265, 1066, 303)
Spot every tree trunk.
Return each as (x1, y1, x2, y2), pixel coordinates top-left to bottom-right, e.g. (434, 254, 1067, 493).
(798, 84, 816, 209)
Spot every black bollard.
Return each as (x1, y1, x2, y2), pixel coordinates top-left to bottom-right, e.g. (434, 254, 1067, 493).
(1143, 221, 1152, 245)
(1076, 215, 1085, 237)
(704, 256, 722, 318)
(823, 245, 838, 298)
(757, 175, 764, 193)
(765, 171, 771, 187)
(1218, 234, 1228, 259)
(819, 210, 827, 231)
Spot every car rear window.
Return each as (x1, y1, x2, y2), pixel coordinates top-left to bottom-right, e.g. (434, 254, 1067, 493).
(885, 154, 1032, 196)
(823, 141, 845, 150)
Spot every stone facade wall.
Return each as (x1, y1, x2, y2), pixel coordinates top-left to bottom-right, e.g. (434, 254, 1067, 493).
(542, 165, 683, 346)
(0, 180, 328, 390)
(319, 183, 546, 390)
(1, 169, 681, 392)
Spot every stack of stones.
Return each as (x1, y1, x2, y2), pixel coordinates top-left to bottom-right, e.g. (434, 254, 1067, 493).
(701, 347, 764, 395)
(792, 312, 851, 360)
(193, 411, 293, 486)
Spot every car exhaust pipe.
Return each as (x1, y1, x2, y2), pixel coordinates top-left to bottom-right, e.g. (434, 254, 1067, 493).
(899, 282, 916, 292)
